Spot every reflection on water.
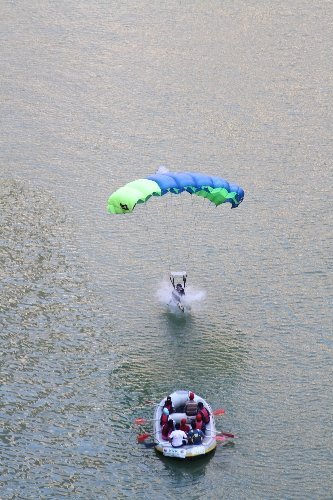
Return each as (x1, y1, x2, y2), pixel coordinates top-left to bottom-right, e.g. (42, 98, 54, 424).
(0, 181, 117, 498)
(1, 0, 332, 497)
(158, 448, 215, 479)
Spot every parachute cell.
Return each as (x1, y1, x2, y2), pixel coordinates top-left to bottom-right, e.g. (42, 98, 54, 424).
(107, 172, 244, 214)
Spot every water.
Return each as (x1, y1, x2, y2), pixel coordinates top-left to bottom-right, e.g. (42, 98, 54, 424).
(1, 1, 332, 498)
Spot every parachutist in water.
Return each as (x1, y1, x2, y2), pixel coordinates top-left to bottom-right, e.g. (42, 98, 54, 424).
(171, 285, 185, 312)
(169, 274, 186, 312)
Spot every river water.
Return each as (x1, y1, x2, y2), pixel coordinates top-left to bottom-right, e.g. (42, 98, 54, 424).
(1, 1, 332, 498)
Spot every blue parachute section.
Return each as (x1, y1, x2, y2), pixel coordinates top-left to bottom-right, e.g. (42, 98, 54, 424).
(146, 172, 244, 208)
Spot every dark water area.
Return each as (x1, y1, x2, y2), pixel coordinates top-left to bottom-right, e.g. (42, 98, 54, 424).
(1, 1, 332, 498)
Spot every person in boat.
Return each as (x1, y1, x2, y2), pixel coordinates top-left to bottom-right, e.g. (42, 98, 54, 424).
(168, 422, 188, 448)
(187, 422, 205, 445)
(163, 395, 175, 414)
(194, 413, 206, 434)
(162, 418, 174, 440)
(179, 417, 191, 434)
(184, 391, 198, 417)
(197, 401, 210, 425)
(160, 407, 169, 426)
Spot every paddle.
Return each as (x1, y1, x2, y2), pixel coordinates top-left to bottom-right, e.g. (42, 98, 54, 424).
(137, 433, 151, 442)
(134, 417, 159, 425)
(216, 435, 227, 442)
(207, 430, 238, 439)
(212, 408, 225, 416)
(142, 441, 156, 448)
(215, 435, 236, 446)
(135, 418, 149, 425)
(219, 431, 237, 438)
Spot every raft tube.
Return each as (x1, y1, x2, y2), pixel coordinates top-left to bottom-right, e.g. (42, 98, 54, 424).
(153, 390, 217, 459)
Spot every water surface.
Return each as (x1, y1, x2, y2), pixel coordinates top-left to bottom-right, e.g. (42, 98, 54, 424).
(1, 1, 332, 498)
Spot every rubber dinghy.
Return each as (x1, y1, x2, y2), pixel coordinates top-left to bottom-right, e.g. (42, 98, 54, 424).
(153, 390, 217, 459)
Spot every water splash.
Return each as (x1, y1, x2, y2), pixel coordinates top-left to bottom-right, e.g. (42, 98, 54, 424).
(156, 280, 206, 314)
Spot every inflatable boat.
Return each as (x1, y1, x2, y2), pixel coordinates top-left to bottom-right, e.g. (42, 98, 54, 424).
(153, 390, 217, 459)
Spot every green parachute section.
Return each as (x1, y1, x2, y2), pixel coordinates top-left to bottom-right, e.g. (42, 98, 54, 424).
(107, 172, 244, 214)
(107, 179, 161, 214)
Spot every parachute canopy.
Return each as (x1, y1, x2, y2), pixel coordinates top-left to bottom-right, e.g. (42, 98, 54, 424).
(107, 171, 244, 214)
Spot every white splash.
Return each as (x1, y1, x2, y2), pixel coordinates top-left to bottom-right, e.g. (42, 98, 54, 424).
(156, 280, 206, 314)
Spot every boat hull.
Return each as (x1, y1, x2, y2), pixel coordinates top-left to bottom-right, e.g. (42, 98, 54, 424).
(153, 390, 217, 459)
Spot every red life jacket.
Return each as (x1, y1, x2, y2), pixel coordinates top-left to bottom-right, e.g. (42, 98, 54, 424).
(164, 401, 174, 413)
(195, 419, 204, 431)
(180, 423, 190, 433)
(161, 423, 169, 440)
(199, 407, 210, 424)
(162, 423, 174, 440)
(160, 413, 168, 426)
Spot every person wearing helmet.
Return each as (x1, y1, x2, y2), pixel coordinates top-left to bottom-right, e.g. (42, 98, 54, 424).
(170, 275, 186, 295)
(160, 407, 169, 426)
(187, 422, 205, 445)
(176, 283, 185, 296)
(163, 395, 175, 414)
(169, 277, 186, 312)
(162, 419, 174, 440)
(168, 422, 188, 448)
(171, 284, 185, 304)
(194, 413, 206, 433)
(180, 417, 190, 434)
(197, 401, 210, 425)
(184, 391, 198, 417)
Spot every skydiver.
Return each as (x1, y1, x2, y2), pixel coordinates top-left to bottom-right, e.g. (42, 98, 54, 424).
(171, 283, 185, 304)
(169, 276, 186, 312)
(170, 277, 185, 294)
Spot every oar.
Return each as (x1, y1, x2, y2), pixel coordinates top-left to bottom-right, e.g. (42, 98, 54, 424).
(142, 441, 156, 448)
(212, 408, 225, 416)
(219, 431, 237, 438)
(216, 435, 227, 442)
(137, 433, 151, 442)
(135, 418, 149, 425)
(137, 433, 159, 449)
(134, 417, 159, 425)
(207, 430, 238, 439)
(143, 400, 163, 405)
